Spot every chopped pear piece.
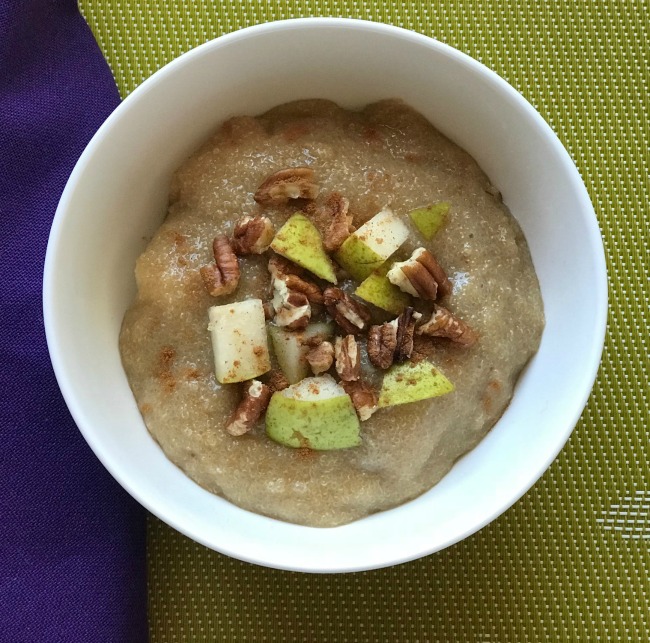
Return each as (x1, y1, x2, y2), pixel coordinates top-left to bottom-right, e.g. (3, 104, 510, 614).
(207, 299, 271, 383)
(408, 202, 450, 239)
(268, 322, 334, 384)
(378, 360, 454, 408)
(354, 265, 411, 314)
(270, 213, 337, 283)
(334, 208, 409, 280)
(266, 375, 361, 450)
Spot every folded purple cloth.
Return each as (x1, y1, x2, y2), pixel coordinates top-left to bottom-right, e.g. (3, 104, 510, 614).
(0, 1, 147, 641)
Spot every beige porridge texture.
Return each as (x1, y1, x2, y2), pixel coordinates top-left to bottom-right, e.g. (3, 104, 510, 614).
(119, 100, 544, 527)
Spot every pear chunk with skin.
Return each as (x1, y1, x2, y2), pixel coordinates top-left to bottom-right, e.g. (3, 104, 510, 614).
(208, 299, 271, 383)
(268, 322, 334, 384)
(266, 375, 361, 450)
(334, 208, 410, 281)
(354, 265, 411, 315)
(270, 213, 337, 283)
(408, 202, 450, 240)
(378, 360, 454, 408)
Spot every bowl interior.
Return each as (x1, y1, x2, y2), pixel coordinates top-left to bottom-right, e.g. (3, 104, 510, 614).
(44, 19, 606, 572)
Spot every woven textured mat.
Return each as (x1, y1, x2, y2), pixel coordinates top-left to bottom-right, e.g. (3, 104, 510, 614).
(79, 2, 649, 640)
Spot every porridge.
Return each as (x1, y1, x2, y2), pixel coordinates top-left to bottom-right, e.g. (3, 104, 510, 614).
(119, 99, 544, 527)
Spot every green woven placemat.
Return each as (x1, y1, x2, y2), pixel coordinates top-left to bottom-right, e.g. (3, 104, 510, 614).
(79, 2, 649, 640)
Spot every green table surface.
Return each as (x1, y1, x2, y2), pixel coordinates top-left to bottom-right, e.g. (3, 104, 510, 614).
(79, 2, 649, 640)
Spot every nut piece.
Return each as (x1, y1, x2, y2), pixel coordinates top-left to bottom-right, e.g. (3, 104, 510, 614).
(262, 300, 275, 320)
(367, 322, 398, 370)
(271, 278, 311, 330)
(283, 274, 324, 305)
(367, 307, 421, 369)
(393, 306, 421, 363)
(342, 380, 378, 421)
(266, 370, 290, 392)
(417, 305, 478, 347)
(334, 335, 361, 381)
(306, 340, 335, 375)
(225, 379, 272, 436)
(323, 287, 371, 335)
(232, 216, 275, 254)
(410, 334, 437, 363)
(268, 253, 303, 279)
(387, 247, 452, 300)
(200, 235, 240, 297)
(254, 167, 320, 206)
(268, 254, 323, 305)
(323, 193, 354, 252)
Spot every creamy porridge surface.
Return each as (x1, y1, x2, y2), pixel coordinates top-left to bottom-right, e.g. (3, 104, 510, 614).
(119, 99, 544, 527)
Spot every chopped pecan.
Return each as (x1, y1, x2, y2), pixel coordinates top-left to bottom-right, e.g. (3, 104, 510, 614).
(262, 300, 275, 320)
(266, 370, 290, 392)
(367, 322, 398, 369)
(323, 287, 371, 335)
(342, 380, 378, 421)
(387, 247, 452, 300)
(271, 278, 311, 330)
(394, 307, 421, 363)
(306, 340, 335, 375)
(334, 335, 361, 381)
(417, 305, 478, 347)
(367, 307, 421, 369)
(231, 216, 275, 254)
(225, 380, 271, 436)
(323, 193, 354, 252)
(254, 167, 320, 206)
(268, 253, 304, 279)
(410, 334, 437, 363)
(283, 274, 324, 305)
(199, 235, 240, 297)
(302, 335, 325, 348)
(268, 254, 323, 304)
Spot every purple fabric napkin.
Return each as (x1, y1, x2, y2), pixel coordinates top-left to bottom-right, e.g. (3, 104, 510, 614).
(0, 1, 147, 641)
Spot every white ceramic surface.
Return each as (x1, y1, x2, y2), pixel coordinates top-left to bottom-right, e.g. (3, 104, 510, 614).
(43, 18, 607, 573)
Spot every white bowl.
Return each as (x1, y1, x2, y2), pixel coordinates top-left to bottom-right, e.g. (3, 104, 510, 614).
(44, 18, 607, 572)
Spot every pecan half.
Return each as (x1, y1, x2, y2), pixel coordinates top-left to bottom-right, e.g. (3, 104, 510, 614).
(367, 307, 421, 369)
(334, 335, 361, 381)
(225, 380, 271, 436)
(254, 167, 320, 206)
(231, 216, 275, 254)
(323, 287, 371, 335)
(323, 193, 354, 252)
(417, 305, 478, 347)
(306, 340, 335, 375)
(367, 322, 398, 370)
(387, 247, 452, 300)
(271, 278, 311, 330)
(342, 380, 378, 421)
(268, 254, 323, 304)
(199, 235, 240, 297)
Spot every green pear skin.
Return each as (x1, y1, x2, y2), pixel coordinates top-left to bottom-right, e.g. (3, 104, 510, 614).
(408, 202, 450, 240)
(334, 208, 409, 281)
(270, 213, 337, 283)
(378, 361, 454, 407)
(266, 376, 361, 450)
(354, 267, 411, 314)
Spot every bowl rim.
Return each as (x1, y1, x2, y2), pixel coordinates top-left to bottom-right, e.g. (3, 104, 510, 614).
(43, 17, 608, 572)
